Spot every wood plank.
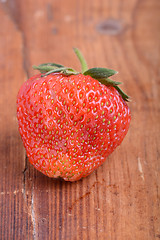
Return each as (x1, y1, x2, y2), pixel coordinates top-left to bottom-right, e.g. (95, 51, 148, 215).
(0, 0, 159, 239)
(0, 4, 34, 240)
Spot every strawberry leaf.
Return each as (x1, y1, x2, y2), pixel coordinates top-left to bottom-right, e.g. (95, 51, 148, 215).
(33, 63, 65, 73)
(38, 63, 65, 68)
(97, 78, 121, 86)
(41, 67, 78, 77)
(83, 67, 117, 79)
(33, 64, 78, 76)
(114, 86, 130, 102)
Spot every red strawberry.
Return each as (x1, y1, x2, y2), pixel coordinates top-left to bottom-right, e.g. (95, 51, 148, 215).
(17, 48, 131, 181)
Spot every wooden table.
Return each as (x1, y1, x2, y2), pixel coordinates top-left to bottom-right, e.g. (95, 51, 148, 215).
(0, 0, 159, 239)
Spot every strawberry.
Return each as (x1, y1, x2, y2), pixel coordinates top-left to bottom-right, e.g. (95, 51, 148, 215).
(17, 48, 131, 181)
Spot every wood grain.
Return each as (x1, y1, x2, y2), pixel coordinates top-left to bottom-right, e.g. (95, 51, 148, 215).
(0, 0, 160, 239)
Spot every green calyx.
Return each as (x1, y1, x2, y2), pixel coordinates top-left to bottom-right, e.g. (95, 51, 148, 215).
(33, 48, 129, 101)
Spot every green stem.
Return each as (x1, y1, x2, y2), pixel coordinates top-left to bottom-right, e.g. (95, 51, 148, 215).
(73, 48, 88, 73)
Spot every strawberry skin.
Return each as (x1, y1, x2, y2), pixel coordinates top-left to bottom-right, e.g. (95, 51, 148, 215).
(17, 73, 131, 181)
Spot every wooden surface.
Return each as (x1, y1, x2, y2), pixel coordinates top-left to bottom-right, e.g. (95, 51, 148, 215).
(0, 0, 160, 239)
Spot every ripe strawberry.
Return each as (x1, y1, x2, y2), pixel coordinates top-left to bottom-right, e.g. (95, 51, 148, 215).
(17, 48, 131, 181)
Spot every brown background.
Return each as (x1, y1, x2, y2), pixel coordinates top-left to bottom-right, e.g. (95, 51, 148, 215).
(0, 0, 160, 239)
